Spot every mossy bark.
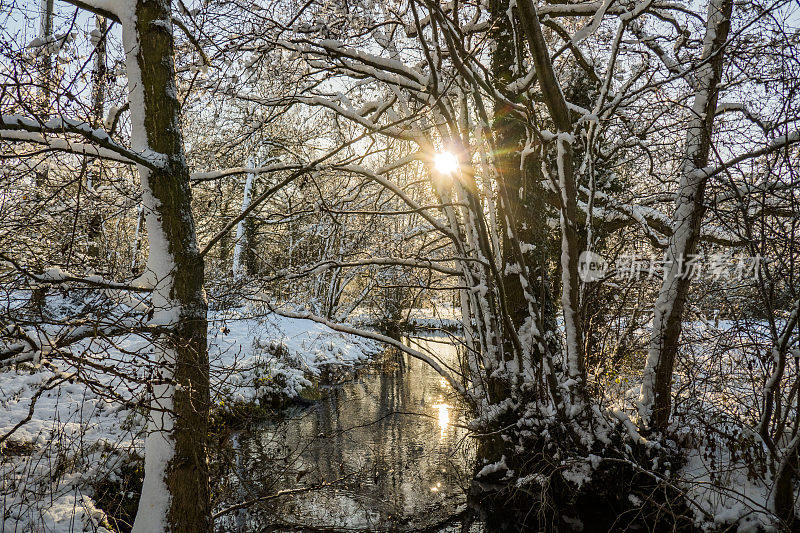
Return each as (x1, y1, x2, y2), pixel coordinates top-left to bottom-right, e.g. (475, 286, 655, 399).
(132, 0, 210, 530)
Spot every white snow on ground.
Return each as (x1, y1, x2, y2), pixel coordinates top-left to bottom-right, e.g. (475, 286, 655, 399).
(669, 319, 793, 532)
(349, 305, 462, 330)
(405, 306, 462, 330)
(2, 301, 795, 532)
(0, 309, 380, 532)
(209, 310, 378, 404)
(681, 446, 774, 532)
(605, 317, 797, 531)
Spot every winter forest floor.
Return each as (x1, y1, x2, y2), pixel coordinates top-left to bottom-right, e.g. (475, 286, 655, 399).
(0, 296, 796, 531)
(0, 295, 387, 531)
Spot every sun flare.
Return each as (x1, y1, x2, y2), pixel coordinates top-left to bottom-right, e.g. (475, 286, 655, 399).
(433, 151, 459, 175)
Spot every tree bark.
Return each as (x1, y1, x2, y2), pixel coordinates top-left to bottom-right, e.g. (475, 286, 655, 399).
(772, 437, 799, 527)
(122, 0, 210, 531)
(232, 156, 255, 276)
(517, 0, 585, 383)
(639, 0, 732, 432)
(36, 0, 54, 192)
(87, 16, 106, 262)
(489, 0, 561, 408)
(37, 0, 54, 122)
(28, 0, 56, 313)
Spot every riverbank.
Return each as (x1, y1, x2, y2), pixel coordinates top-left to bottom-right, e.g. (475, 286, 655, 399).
(0, 309, 382, 532)
(213, 333, 475, 532)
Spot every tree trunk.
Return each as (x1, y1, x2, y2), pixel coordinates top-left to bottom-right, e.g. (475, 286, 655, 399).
(639, 0, 732, 431)
(490, 0, 556, 340)
(35, 0, 54, 190)
(232, 157, 255, 276)
(87, 16, 107, 262)
(90, 15, 107, 171)
(244, 203, 259, 275)
(121, 0, 210, 531)
(517, 0, 585, 384)
(772, 438, 799, 528)
(28, 0, 55, 314)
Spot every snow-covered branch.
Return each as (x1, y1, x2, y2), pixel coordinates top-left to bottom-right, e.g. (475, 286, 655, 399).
(0, 114, 166, 169)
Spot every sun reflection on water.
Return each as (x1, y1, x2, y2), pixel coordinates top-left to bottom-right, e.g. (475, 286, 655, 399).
(433, 402, 451, 439)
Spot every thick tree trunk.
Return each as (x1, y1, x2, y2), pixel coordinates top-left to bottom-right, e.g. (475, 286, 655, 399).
(772, 438, 799, 528)
(490, 0, 556, 340)
(120, 1, 210, 531)
(517, 0, 585, 384)
(639, 0, 732, 431)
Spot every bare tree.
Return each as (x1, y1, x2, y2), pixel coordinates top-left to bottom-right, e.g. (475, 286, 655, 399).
(639, 0, 734, 432)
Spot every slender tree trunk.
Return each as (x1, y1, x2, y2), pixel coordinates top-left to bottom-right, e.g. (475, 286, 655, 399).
(120, 1, 210, 530)
(89, 15, 107, 176)
(758, 301, 799, 443)
(87, 16, 106, 262)
(757, 302, 800, 526)
(37, 0, 54, 115)
(244, 198, 258, 275)
(35, 0, 54, 190)
(28, 0, 55, 314)
(232, 157, 254, 276)
(131, 202, 144, 273)
(639, 0, 732, 431)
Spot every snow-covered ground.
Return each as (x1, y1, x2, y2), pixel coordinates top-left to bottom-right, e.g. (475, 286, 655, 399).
(670, 319, 794, 532)
(2, 299, 795, 532)
(0, 308, 380, 532)
(603, 317, 798, 531)
(348, 305, 463, 331)
(209, 309, 379, 403)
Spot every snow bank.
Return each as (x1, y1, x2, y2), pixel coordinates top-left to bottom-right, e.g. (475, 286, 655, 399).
(209, 310, 379, 404)
(0, 310, 380, 532)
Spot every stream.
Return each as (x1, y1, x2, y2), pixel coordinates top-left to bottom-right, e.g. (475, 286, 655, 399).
(216, 333, 485, 532)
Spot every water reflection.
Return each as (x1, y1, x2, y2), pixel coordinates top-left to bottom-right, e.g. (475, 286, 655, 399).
(216, 333, 478, 532)
(433, 403, 451, 439)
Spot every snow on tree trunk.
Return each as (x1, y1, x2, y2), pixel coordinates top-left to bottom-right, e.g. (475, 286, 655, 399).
(758, 301, 800, 440)
(88, 15, 107, 189)
(28, 0, 55, 313)
(489, 0, 557, 379)
(32, 0, 54, 192)
(555, 134, 584, 383)
(639, 0, 733, 431)
(518, 0, 586, 386)
(755, 300, 800, 523)
(37, 0, 54, 123)
(232, 156, 255, 276)
(131, 202, 144, 272)
(771, 432, 800, 525)
(117, 0, 210, 531)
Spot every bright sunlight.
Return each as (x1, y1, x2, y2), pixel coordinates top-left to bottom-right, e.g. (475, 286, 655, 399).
(433, 151, 459, 175)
